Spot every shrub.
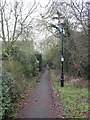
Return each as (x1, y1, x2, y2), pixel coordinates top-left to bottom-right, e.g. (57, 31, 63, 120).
(2, 78, 10, 118)
(11, 46, 39, 77)
(23, 54, 39, 77)
(1, 68, 19, 118)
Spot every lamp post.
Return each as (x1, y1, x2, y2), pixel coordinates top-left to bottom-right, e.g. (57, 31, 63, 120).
(60, 16, 65, 87)
(51, 11, 65, 87)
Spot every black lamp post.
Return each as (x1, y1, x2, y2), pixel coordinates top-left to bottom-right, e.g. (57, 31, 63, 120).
(51, 11, 65, 87)
(59, 16, 65, 87)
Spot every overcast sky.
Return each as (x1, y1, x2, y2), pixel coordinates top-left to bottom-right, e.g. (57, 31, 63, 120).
(0, 0, 52, 43)
(6, 0, 51, 7)
(0, 0, 89, 44)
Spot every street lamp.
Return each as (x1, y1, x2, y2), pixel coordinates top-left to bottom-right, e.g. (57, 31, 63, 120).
(59, 15, 65, 87)
(51, 11, 65, 87)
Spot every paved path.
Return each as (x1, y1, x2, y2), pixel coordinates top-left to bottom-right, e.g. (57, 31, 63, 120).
(17, 69, 62, 118)
(17, 68, 55, 118)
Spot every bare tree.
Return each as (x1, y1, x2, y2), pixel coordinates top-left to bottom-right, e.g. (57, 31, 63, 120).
(0, 0, 38, 45)
(0, 0, 6, 11)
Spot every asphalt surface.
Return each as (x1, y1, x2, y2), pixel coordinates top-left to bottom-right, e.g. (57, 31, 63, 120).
(17, 68, 55, 118)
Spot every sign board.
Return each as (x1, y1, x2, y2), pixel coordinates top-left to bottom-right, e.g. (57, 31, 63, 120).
(61, 58, 64, 62)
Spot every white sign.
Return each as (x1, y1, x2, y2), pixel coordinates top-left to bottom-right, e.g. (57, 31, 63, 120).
(61, 58, 64, 62)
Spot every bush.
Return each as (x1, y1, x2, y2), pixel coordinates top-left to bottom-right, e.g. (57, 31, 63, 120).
(23, 54, 39, 77)
(2, 79, 10, 118)
(1, 68, 19, 118)
(11, 47, 39, 77)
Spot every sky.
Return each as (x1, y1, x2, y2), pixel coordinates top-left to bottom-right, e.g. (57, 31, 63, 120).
(0, 0, 52, 43)
(0, 0, 89, 44)
(6, 0, 51, 7)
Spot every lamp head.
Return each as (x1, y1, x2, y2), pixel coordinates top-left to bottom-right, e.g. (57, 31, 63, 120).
(56, 10, 65, 24)
(59, 16, 65, 24)
(52, 14, 58, 20)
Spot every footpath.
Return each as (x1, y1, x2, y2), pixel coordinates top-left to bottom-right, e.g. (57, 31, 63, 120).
(17, 68, 63, 118)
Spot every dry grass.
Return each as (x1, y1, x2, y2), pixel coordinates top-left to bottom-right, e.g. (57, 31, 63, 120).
(65, 75, 88, 88)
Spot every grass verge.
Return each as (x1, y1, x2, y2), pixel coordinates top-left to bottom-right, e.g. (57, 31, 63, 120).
(50, 70, 89, 118)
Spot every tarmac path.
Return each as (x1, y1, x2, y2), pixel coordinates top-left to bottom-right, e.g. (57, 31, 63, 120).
(17, 68, 63, 118)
